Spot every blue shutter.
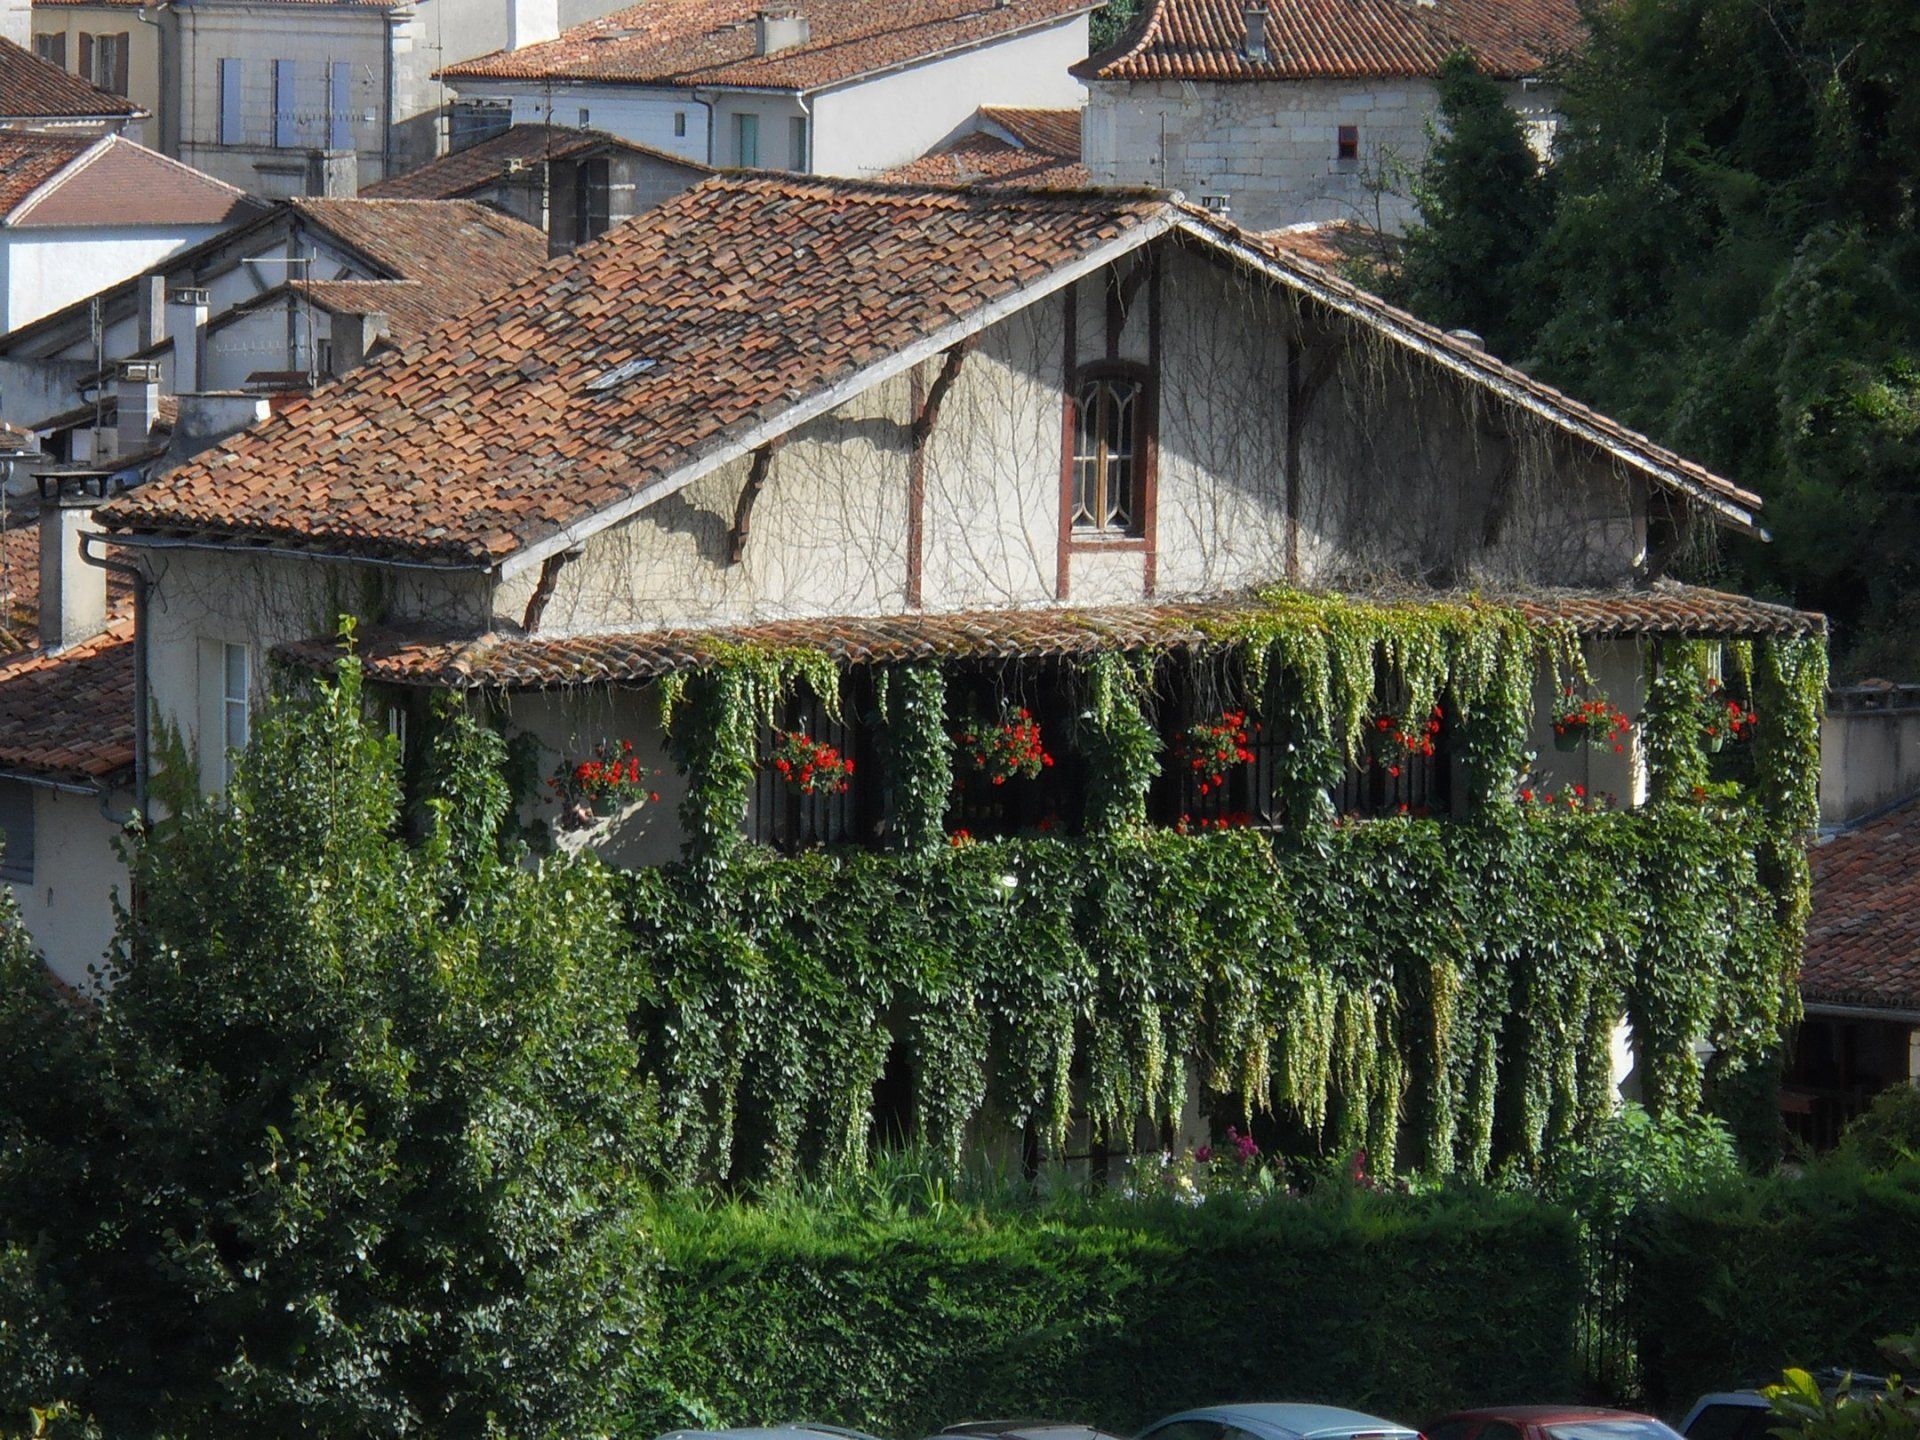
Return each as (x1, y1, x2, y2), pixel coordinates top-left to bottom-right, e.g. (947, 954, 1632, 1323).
(329, 61, 352, 151)
(273, 59, 297, 148)
(218, 57, 243, 144)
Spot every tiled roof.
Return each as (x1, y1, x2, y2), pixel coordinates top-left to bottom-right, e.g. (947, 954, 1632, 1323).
(884, 107, 1085, 187)
(0, 36, 144, 121)
(0, 621, 136, 786)
(101, 176, 1168, 564)
(1076, 0, 1582, 81)
(99, 175, 1767, 565)
(1804, 797, 1920, 1015)
(277, 584, 1826, 690)
(439, 0, 1096, 91)
(5, 135, 254, 227)
(0, 132, 91, 215)
(286, 196, 549, 292)
(1262, 218, 1397, 274)
(359, 124, 709, 200)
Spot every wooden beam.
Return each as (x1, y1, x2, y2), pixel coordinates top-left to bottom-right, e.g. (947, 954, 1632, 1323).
(1284, 328, 1341, 582)
(520, 546, 578, 631)
(726, 441, 781, 565)
(910, 337, 972, 449)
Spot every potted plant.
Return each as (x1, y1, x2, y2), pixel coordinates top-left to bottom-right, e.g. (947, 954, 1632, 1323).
(954, 706, 1054, 786)
(1175, 708, 1255, 796)
(769, 730, 854, 795)
(1551, 690, 1632, 753)
(547, 738, 663, 831)
(1699, 678, 1758, 752)
(1368, 704, 1442, 777)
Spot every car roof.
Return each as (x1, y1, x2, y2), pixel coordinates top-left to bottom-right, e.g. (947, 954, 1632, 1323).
(941, 1424, 1123, 1440)
(1151, 1404, 1421, 1440)
(658, 1427, 888, 1440)
(1437, 1409, 1661, 1425)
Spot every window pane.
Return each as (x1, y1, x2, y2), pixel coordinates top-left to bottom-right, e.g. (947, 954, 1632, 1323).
(0, 779, 34, 883)
(224, 642, 248, 701)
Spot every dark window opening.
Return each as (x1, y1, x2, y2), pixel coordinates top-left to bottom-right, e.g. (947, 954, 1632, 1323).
(573, 156, 612, 243)
(749, 679, 877, 851)
(1337, 124, 1359, 162)
(869, 1039, 915, 1150)
(0, 780, 33, 883)
(944, 665, 1080, 840)
(1148, 665, 1288, 831)
(1332, 698, 1453, 819)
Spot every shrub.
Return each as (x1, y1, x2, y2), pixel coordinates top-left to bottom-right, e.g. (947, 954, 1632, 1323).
(633, 1184, 1581, 1436)
(1626, 1162, 1920, 1411)
(1835, 1087, 1920, 1172)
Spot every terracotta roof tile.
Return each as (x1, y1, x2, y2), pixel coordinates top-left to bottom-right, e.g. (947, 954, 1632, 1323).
(101, 176, 1168, 564)
(360, 124, 710, 200)
(1262, 217, 1398, 274)
(286, 196, 549, 293)
(980, 105, 1081, 154)
(0, 36, 143, 121)
(0, 132, 92, 215)
(6, 135, 255, 227)
(440, 0, 1096, 91)
(1804, 797, 1920, 1014)
(1077, 0, 1581, 81)
(883, 130, 1088, 188)
(0, 621, 135, 785)
(277, 583, 1825, 690)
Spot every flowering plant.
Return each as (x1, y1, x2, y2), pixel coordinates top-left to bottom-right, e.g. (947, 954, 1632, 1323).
(1174, 810, 1256, 834)
(1123, 1126, 1287, 1203)
(1368, 704, 1442, 778)
(1699, 677, 1758, 751)
(954, 707, 1054, 785)
(769, 730, 854, 795)
(547, 738, 662, 827)
(1552, 689, 1632, 753)
(1517, 782, 1617, 811)
(1175, 709, 1255, 795)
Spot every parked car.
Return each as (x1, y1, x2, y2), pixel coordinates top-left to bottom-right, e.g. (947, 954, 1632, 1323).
(659, 1427, 889, 1440)
(937, 1421, 1126, 1440)
(1680, 1373, 1888, 1440)
(1138, 1403, 1422, 1440)
(1425, 1406, 1681, 1440)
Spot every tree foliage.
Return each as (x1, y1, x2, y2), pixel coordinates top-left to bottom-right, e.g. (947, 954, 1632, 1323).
(0, 657, 655, 1438)
(1393, 2, 1920, 676)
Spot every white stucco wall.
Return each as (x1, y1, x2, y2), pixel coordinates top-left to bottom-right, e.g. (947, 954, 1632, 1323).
(0, 225, 227, 334)
(8, 784, 129, 990)
(808, 16, 1089, 176)
(1083, 76, 1559, 234)
(30, 8, 160, 146)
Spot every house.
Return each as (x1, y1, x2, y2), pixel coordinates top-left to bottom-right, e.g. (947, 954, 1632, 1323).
(436, 0, 1095, 177)
(1788, 797, 1920, 1148)
(0, 34, 147, 139)
(0, 133, 258, 333)
(29, 0, 641, 200)
(359, 123, 711, 250)
(883, 106, 1087, 188)
(1075, 0, 1581, 232)
(10, 169, 1810, 1031)
(0, 196, 549, 455)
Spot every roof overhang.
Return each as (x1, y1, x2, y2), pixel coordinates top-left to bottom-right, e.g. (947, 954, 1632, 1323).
(1802, 999, 1920, 1026)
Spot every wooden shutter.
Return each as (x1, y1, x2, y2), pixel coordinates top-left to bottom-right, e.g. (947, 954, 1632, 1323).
(78, 31, 93, 81)
(34, 33, 66, 69)
(273, 59, 297, 148)
(218, 58, 243, 144)
(111, 34, 129, 96)
(328, 61, 352, 151)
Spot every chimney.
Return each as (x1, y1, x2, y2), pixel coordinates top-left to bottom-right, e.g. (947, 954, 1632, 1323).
(1242, 3, 1269, 63)
(136, 274, 169, 352)
(754, 6, 809, 55)
(507, 0, 559, 48)
(166, 287, 209, 394)
(329, 310, 390, 374)
(37, 476, 108, 652)
(116, 360, 162, 457)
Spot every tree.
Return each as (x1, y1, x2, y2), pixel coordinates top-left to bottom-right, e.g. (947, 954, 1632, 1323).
(0, 651, 655, 1437)
(1393, 52, 1552, 358)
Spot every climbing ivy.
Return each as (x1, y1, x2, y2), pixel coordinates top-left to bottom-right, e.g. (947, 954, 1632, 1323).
(624, 592, 1825, 1185)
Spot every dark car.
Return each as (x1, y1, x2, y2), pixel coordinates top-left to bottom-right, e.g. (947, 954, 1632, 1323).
(936, 1420, 1127, 1440)
(1425, 1407, 1682, 1440)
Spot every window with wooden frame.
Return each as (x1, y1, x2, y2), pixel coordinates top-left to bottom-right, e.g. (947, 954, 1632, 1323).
(1068, 362, 1152, 538)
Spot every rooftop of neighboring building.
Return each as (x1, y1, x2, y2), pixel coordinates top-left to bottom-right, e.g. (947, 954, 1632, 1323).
(1804, 796, 1920, 1016)
(1261, 218, 1398, 276)
(0, 133, 255, 227)
(882, 107, 1087, 188)
(0, 36, 145, 124)
(99, 172, 1765, 567)
(439, 0, 1098, 92)
(359, 124, 711, 202)
(1074, 0, 1583, 83)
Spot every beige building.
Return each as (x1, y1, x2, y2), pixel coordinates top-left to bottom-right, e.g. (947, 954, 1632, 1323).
(1076, 0, 1580, 233)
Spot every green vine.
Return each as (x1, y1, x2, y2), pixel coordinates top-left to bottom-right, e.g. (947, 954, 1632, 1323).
(1077, 654, 1161, 837)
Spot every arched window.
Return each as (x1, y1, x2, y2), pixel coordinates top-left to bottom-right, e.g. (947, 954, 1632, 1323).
(1071, 367, 1149, 536)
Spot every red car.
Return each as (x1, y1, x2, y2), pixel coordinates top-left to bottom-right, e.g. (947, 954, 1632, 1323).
(1426, 1408, 1684, 1440)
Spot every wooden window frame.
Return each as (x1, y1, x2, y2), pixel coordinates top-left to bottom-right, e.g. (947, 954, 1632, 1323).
(1060, 358, 1156, 551)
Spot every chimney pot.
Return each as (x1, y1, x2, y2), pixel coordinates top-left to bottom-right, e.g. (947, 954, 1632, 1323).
(166, 287, 210, 395)
(1243, 3, 1269, 63)
(116, 360, 163, 458)
(37, 478, 108, 652)
(754, 6, 810, 55)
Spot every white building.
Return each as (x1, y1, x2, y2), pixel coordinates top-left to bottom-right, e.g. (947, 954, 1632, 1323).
(437, 0, 1095, 178)
(1076, 0, 1580, 233)
(0, 132, 257, 334)
(0, 33, 146, 139)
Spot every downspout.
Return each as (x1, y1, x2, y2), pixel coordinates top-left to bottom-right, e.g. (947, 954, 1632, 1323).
(78, 533, 149, 824)
(693, 88, 718, 166)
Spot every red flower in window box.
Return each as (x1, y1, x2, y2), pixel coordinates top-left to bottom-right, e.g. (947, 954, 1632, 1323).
(547, 738, 664, 827)
(1551, 690, 1632, 753)
(1175, 709, 1255, 796)
(955, 707, 1053, 784)
(769, 730, 854, 796)
(1699, 677, 1758, 752)
(1368, 704, 1442, 777)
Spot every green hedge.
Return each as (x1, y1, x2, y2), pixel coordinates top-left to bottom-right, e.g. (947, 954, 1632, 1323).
(1625, 1161, 1920, 1410)
(632, 1188, 1580, 1436)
